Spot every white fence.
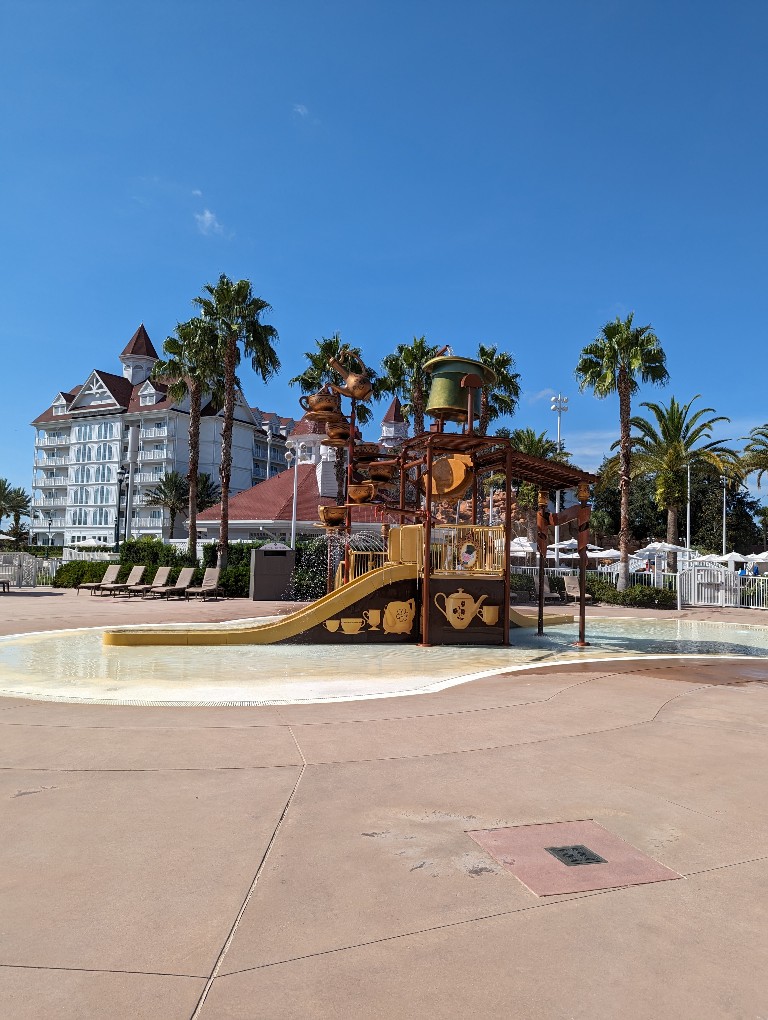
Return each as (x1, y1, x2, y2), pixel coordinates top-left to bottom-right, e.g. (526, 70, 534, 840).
(679, 562, 768, 609)
(0, 554, 63, 587)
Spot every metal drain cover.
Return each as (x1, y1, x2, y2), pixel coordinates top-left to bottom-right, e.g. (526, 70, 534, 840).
(545, 844, 606, 866)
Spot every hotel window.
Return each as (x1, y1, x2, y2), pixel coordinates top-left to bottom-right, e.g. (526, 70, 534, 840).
(96, 422, 115, 440)
(93, 464, 112, 483)
(74, 445, 92, 463)
(75, 424, 93, 441)
(95, 443, 114, 461)
(73, 466, 91, 484)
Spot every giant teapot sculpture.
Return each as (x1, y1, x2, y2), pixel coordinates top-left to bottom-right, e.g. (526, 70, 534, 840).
(327, 351, 373, 401)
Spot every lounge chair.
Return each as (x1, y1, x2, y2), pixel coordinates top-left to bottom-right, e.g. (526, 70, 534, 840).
(185, 567, 222, 601)
(98, 565, 146, 596)
(77, 563, 120, 595)
(541, 575, 564, 603)
(563, 575, 593, 604)
(147, 566, 196, 599)
(126, 565, 172, 598)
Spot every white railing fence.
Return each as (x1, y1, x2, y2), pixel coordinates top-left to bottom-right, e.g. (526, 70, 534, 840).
(0, 554, 64, 587)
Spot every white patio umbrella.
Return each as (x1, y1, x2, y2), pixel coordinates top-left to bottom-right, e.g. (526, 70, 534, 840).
(587, 548, 621, 560)
(634, 541, 688, 556)
(510, 537, 537, 553)
(709, 550, 749, 566)
(0, 532, 17, 541)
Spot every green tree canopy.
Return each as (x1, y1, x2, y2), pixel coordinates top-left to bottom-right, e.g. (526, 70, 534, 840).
(575, 312, 668, 589)
(476, 343, 521, 436)
(193, 275, 280, 567)
(378, 336, 442, 437)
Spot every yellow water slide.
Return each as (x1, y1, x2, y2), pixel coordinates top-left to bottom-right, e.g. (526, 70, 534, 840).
(103, 562, 419, 647)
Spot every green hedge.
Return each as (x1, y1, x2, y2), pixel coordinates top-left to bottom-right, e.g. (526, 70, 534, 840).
(586, 576, 676, 609)
(53, 562, 207, 590)
(202, 541, 267, 568)
(119, 537, 192, 567)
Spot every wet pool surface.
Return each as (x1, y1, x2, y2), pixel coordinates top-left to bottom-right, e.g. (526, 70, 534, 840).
(0, 616, 765, 705)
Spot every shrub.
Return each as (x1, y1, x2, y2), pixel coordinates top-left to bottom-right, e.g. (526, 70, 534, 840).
(585, 576, 676, 609)
(53, 562, 129, 588)
(509, 573, 535, 600)
(202, 541, 266, 568)
(119, 537, 192, 567)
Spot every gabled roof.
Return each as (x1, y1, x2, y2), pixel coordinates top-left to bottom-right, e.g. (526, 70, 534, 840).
(289, 412, 330, 437)
(120, 324, 158, 360)
(196, 464, 386, 525)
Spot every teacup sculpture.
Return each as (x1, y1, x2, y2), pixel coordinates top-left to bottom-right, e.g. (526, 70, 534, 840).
(366, 461, 397, 482)
(299, 388, 341, 415)
(354, 442, 381, 461)
(318, 505, 347, 528)
(347, 482, 377, 504)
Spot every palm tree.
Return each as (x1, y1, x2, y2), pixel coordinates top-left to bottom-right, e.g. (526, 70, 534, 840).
(195, 473, 221, 511)
(0, 478, 11, 530)
(756, 505, 768, 550)
(379, 336, 441, 437)
(614, 395, 740, 570)
(743, 425, 768, 488)
(193, 275, 280, 568)
(144, 471, 189, 539)
(6, 487, 31, 543)
(575, 312, 669, 590)
(509, 428, 562, 542)
(290, 334, 375, 505)
(152, 317, 221, 560)
(476, 344, 521, 436)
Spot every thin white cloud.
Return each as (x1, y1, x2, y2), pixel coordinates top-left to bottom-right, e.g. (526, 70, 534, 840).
(194, 208, 225, 237)
(524, 387, 556, 405)
(293, 103, 309, 117)
(192, 188, 203, 197)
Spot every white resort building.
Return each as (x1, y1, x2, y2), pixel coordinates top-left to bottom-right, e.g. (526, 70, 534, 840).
(30, 325, 295, 547)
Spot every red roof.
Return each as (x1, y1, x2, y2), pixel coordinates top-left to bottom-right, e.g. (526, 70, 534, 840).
(121, 324, 158, 359)
(382, 396, 405, 423)
(196, 464, 391, 526)
(31, 375, 173, 425)
(289, 413, 328, 437)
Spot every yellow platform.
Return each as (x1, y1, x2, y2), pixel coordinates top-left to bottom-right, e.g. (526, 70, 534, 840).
(103, 563, 419, 647)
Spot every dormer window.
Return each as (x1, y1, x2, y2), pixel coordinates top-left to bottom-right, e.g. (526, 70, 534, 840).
(140, 393, 155, 406)
(52, 396, 67, 416)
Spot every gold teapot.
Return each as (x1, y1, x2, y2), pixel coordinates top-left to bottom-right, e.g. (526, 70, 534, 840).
(434, 588, 488, 630)
(327, 351, 373, 401)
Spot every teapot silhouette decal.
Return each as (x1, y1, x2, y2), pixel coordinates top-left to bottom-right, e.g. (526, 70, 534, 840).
(434, 588, 488, 630)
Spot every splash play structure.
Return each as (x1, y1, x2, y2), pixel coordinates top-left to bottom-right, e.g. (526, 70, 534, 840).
(104, 352, 597, 649)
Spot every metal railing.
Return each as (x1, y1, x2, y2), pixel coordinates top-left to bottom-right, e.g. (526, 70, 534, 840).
(35, 435, 70, 447)
(32, 496, 67, 507)
(138, 449, 171, 461)
(430, 525, 506, 575)
(737, 576, 768, 610)
(0, 554, 63, 586)
(34, 475, 68, 487)
(34, 455, 70, 467)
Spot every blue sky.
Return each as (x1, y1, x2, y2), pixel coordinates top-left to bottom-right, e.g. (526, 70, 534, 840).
(2, 0, 766, 502)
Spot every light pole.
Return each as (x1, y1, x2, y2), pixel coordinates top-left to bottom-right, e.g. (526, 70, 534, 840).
(550, 393, 568, 567)
(265, 421, 273, 480)
(721, 475, 728, 556)
(285, 444, 305, 549)
(114, 465, 128, 553)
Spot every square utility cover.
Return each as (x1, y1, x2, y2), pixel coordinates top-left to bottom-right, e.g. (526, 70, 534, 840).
(467, 819, 681, 897)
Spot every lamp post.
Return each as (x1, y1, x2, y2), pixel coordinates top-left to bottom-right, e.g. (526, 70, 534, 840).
(265, 421, 273, 480)
(285, 444, 305, 549)
(114, 465, 128, 553)
(721, 475, 728, 556)
(45, 511, 53, 548)
(550, 393, 568, 567)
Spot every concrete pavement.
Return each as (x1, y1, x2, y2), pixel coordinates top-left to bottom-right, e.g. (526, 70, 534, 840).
(0, 590, 766, 1018)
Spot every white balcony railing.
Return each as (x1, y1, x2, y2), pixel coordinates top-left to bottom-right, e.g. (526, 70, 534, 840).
(138, 449, 171, 461)
(135, 472, 164, 483)
(34, 455, 70, 467)
(34, 476, 68, 487)
(139, 426, 170, 439)
(35, 435, 70, 447)
(33, 497, 67, 507)
(131, 516, 167, 528)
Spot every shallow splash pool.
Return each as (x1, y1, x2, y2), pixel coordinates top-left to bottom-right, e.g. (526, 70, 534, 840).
(0, 617, 766, 706)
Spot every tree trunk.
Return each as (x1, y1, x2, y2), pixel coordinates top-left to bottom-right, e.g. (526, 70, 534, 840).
(413, 381, 425, 437)
(218, 336, 237, 569)
(187, 382, 201, 563)
(666, 505, 679, 572)
(334, 448, 346, 506)
(478, 391, 490, 436)
(169, 509, 177, 539)
(525, 508, 537, 544)
(617, 372, 632, 592)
